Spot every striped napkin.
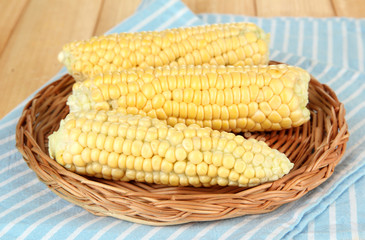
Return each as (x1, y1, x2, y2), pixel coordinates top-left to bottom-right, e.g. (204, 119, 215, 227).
(1, 0, 364, 239)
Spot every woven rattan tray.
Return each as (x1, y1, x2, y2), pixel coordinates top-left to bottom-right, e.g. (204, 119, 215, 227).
(16, 63, 349, 226)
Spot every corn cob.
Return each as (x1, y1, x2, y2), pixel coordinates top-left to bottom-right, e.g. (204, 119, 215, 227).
(48, 110, 293, 187)
(68, 64, 310, 132)
(58, 22, 270, 81)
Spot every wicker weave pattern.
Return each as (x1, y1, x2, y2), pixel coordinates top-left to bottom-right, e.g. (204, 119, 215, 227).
(16, 64, 349, 226)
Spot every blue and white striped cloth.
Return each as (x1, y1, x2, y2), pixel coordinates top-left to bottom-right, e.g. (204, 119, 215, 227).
(1, 0, 364, 239)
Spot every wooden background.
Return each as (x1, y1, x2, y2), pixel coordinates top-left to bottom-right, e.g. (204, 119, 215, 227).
(0, 0, 364, 119)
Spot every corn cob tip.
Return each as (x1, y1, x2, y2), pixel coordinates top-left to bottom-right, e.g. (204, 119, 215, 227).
(58, 50, 75, 76)
(294, 68, 311, 126)
(58, 51, 65, 63)
(48, 119, 68, 161)
(58, 50, 71, 68)
(67, 86, 93, 113)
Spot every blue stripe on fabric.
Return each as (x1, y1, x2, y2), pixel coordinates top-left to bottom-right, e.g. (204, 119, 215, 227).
(153, 8, 193, 31)
(284, 156, 365, 239)
(0, 163, 31, 187)
(43, 213, 100, 240)
(15, 204, 75, 239)
(345, 20, 357, 70)
(147, 225, 183, 240)
(40, 211, 89, 240)
(301, 19, 315, 60)
(355, 21, 365, 71)
(0, 117, 18, 131)
(327, 20, 335, 67)
(219, 14, 231, 23)
(327, 71, 358, 98)
(0, 181, 46, 209)
(281, 19, 291, 53)
(0, 157, 22, 174)
(91, 221, 125, 240)
(117, 225, 157, 240)
(269, 19, 278, 51)
(0, 171, 35, 197)
(106, 0, 180, 33)
(0, 189, 50, 223)
(354, 178, 365, 239)
(185, 17, 202, 27)
(287, 19, 300, 55)
(292, 176, 365, 240)
(28, 206, 79, 240)
(0, 191, 56, 233)
(335, 192, 352, 240)
(282, 163, 365, 240)
(136, 0, 155, 11)
(105, 0, 204, 34)
(341, 21, 350, 70)
(331, 20, 345, 68)
(198, 13, 209, 23)
(311, 20, 319, 61)
(66, 217, 107, 240)
(336, 73, 362, 101)
(1, 198, 64, 238)
(317, 19, 330, 64)
(0, 136, 15, 148)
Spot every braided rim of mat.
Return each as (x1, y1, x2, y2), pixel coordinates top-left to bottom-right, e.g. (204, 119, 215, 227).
(16, 62, 349, 226)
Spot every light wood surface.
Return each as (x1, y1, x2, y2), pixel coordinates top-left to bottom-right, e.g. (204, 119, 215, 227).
(0, 0, 364, 119)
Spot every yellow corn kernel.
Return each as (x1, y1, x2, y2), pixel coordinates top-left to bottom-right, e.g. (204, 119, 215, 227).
(218, 166, 230, 178)
(165, 147, 177, 163)
(188, 150, 203, 164)
(185, 163, 197, 176)
(223, 154, 235, 169)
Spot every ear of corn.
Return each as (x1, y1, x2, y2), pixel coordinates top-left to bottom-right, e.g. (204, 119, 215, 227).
(48, 110, 293, 187)
(68, 64, 310, 132)
(58, 22, 270, 81)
